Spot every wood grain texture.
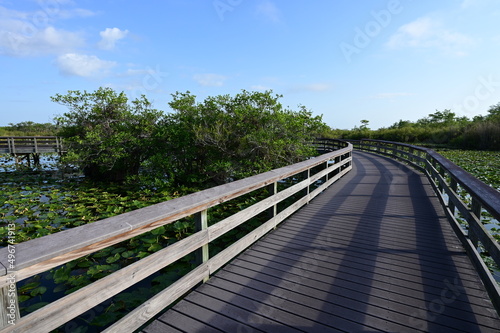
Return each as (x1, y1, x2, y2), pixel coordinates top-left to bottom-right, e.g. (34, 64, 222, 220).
(146, 151, 500, 333)
(0, 144, 352, 286)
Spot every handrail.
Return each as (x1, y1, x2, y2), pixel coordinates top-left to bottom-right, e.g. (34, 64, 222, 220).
(0, 140, 352, 332)
(0, 136, 65, 154)
(350, 138, 500, 312)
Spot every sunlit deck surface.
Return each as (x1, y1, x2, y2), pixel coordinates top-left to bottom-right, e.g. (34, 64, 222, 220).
(142, 151, 500, 332)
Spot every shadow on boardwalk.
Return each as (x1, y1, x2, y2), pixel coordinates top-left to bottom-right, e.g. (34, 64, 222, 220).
(143, 151, 500, 333)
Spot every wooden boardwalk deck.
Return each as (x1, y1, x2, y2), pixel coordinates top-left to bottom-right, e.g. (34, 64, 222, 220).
(142, 151, 500, 333)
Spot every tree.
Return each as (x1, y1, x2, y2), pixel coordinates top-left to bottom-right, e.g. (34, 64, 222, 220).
(487, 102, 500, 122)
(152, 90, 328, 186)
(360, 119, 370, 130)
(6, 121, 58, 135)
(52, 87, 164, 182)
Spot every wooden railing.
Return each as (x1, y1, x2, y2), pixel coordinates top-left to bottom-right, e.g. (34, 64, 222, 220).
(0, 137, 65, 154)
(351, 139, 500, 312)
(0, 139, 352, 332)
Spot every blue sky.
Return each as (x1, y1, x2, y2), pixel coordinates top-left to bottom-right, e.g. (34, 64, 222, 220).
(1, 0, 499, 129)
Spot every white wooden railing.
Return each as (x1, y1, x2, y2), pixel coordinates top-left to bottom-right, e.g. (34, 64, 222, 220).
(0, 139, 352, 332)
(351, 139, 500, 312)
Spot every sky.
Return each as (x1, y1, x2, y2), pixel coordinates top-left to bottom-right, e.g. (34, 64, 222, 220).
(1, 0, 500, 129)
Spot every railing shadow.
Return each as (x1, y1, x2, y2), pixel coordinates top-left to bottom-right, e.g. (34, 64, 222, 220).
(168, 151, 498, 331)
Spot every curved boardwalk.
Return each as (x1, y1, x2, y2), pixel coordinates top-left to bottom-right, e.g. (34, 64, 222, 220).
(142, 151, 500, 332)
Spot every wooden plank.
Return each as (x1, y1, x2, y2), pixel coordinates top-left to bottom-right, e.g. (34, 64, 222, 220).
(141, 319, 185, 333)
(0, 283, 19, 330)
(103, 264, 209, 333)
(148, 310, 224, 333)
(1, 230, 208, 333)
(0, 144, 353, 285)
(217, 265, 500, 327)
(207, 195, 310, 275)
(183, 289, 335, 332)
(198, 277, 421, 333)
(145, 151, 500, 333)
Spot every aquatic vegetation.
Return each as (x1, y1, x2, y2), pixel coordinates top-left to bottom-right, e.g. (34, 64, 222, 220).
(436, 149, 500, 191)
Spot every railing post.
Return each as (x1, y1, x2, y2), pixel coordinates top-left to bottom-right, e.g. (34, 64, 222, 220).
(449, 178, 458, 216)
(267, 182, 278, 224)
(304, 168, 311, 203)
(325, 160, 329, 182)
(438, 165, 446, 193)
(194, 210, 209, 282)
(470, 197, 482, 247)
(1, 241, 20, 329)
(0, 281, 20, 329)
(408, 147, 413, 163)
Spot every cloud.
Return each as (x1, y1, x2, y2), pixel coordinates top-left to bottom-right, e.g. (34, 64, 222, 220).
(256, 1, 282, 23)
(98, 27, 128, 50)
(0, 25, 84, 57)
(250, 85, 272, 91)
(386, 17, 473, 56)
(56, 53, 116, 77)
(0, 4, 93, 57)
(55, 8, 96, 19)
(288, 83, 332, 93)
(460, 0, 494, 8)
(193, 73, 227, 87)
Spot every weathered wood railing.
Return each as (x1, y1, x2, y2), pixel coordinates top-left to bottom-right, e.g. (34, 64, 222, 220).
(0, 137, 64, 154)
(0, 136, 65, 168)
(0, 139, 352, 332)
(350, 139, 500, 312)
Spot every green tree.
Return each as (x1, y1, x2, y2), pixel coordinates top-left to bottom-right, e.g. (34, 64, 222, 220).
(153, 90, 327, 186)
(4, 121, 58, 136)
(487, 102, 500, 122)
(52, 87, 164, 182)
(360, 119, 370, 130)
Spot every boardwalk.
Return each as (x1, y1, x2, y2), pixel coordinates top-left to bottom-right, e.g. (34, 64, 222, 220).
(143, 151, 500, 333)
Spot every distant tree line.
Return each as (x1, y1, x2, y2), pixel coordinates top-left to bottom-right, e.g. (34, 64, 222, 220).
(329, 104, 500, 150)
(7, 88, 499, 185)
(0, 121, 58, 136)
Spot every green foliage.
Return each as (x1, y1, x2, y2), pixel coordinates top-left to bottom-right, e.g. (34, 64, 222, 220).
(436, 149, 500, 191)
(334, 107, 500, 150)
(52, 87, 164, 182)
(152, 90, 327, 186)
(0, 121, 58, 136)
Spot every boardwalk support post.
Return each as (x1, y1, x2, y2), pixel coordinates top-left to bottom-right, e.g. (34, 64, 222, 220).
(0, 280, 20, 329)
(448, 178, 458, 216)
(195, 210, 209, 282)
(470, 198, 482, 248)
(267, 182, 278, 226)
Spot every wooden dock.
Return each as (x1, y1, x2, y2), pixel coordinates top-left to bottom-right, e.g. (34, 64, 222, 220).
(2, 139, 500, 333)
(0, 136, 64, 154)
(0, 136, 64, 167)
(143, 151, 500, 332)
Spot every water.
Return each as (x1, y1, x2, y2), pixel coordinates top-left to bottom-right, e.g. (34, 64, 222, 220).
(0, 153, 61, 172)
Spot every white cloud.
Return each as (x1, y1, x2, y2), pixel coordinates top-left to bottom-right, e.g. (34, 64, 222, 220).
(98, 27, 128, 50)
(193, 73, 227, 87)
(288, 83, 331, 93)
(0, 25, 84, 56)
(0, 4, 93, 57)
(250, 85, 272, 91)
(56, 53, 116, 77)
(55, 8, 96, 19)
(387, 17, 473, 56)
(256, 1, 282, 23)
(460, 0, 494, 8)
